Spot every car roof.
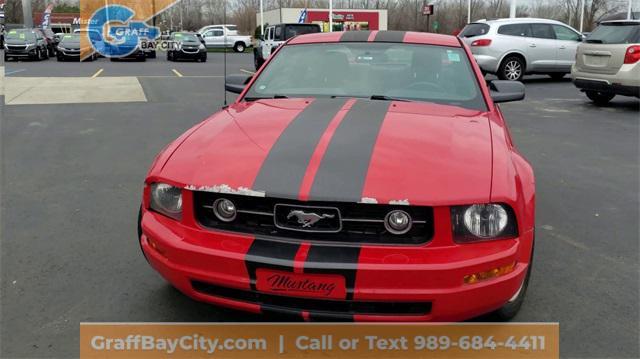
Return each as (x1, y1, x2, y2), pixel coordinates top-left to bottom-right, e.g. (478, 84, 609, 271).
(288, 30, 461, 47)
(600, 19, 640, 24)
(476, 17, 568, 26)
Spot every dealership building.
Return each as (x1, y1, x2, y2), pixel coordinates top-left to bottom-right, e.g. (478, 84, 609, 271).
(257, 8, 388, 32)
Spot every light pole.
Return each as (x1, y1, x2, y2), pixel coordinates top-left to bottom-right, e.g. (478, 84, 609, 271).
(579, 0, 585, 33)
(467, 0, 471, 24)
(260, 0, 264, 35)
(627, 0, 633, 19)
(329, 0, 333, 32)
(21, 0, 33, 27)
(510, 0, 517, 18)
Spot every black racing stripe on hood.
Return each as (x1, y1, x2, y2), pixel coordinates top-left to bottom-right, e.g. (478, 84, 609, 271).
(308, 100, 390, 202)
(252, 98, 348, 199)
(374, 31, 407, 42)
(340, 31, 371, 42)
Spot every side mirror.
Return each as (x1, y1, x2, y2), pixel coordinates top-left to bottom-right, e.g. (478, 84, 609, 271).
(225, 74, 252, 94)
(489, 80, 525, 103)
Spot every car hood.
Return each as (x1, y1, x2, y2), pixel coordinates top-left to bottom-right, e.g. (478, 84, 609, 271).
(159, 98, 493, 206)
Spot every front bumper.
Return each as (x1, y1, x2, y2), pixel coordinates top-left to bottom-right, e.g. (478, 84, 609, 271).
(140, 207, 533, 322)
(5, 48, 37, 58)
(175, 50, 206, 59)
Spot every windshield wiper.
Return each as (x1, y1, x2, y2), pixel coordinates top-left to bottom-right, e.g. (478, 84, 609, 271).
(244, 94, 289, 101)
(370, 95, 411, 102)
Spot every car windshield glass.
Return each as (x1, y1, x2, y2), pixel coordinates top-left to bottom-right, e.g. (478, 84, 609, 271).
(459, 23, 490, 37)
(6, 29, 36, 41)
(587, 23, 640, 44)
(61, 34, 80, 45)
(245, 42, 486, 111)
(174, 33, 199, 42)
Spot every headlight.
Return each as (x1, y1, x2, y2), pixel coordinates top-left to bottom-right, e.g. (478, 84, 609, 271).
(199, 44, 205, 50)
(150, 183, 182, 220)
(58, 46, 67, 51)
(451, 203, 517, 242)
(26, 43, 36, 49)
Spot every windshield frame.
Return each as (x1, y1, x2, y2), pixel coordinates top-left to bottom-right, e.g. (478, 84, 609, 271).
(242, 41, 488, 111)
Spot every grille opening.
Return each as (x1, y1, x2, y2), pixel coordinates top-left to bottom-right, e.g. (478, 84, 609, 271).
(192, 280, 432, 317)
(193, 192, 434, 245)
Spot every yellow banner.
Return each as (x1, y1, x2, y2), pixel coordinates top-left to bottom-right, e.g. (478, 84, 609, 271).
(80, 323, 559, 358)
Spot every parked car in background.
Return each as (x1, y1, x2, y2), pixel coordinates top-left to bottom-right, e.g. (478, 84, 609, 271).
(572, 20, 640, 105)
(167, 32, 207, 62)
(4, 28, 49, 61)
(57, 33, 97, 61)
(460, 18, 583, 80)
(34, 27, 57, 57)
(254, 23, 322, 69)
(199, 27, 251, 52)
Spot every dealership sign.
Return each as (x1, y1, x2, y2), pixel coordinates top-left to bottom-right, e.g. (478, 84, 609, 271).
(79, 0, 179, 59)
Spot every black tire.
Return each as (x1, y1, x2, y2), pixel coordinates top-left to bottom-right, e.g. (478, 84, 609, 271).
(254, 54, 264, 70)
(4, 53, 9, 62)
(233, 42, 245, 53)
(585, 91, 615, 106)
(492, 240, 534, 320)
(34, 48, 42, 61)
(200, 54, 207, 63)
(498, 56, 525, 81)
(548, 73, 565, 80)
(167, 51, 173, 61)
(147, 51, 156, 59)
(57, 55, 64, 62)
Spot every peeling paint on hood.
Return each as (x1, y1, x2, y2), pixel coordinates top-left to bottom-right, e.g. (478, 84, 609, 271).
(360, 197, 379, 204)
(184, 184, 266, 197)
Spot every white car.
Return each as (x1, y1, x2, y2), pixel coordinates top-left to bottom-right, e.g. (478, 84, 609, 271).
(199, 27, 251, 53)
(460, 18, 583, 81)
(198, 24, 239, 35)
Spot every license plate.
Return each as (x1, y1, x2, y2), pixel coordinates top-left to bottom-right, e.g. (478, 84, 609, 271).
(255, 268, 346, 299)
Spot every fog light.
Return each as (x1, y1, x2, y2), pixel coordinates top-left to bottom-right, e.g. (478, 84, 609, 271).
(384, 210, 412, 235)
(213, 198, 237, 222)
(464, 262, 516, 284)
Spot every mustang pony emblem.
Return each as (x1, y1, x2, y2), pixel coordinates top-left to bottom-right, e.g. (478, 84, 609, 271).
(287, 210, 335, 228)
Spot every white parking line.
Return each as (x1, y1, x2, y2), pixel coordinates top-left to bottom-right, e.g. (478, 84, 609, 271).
(5, 69, 26, 76)
(240, 69, 255, 75)
(172, 69, 184, 77)
(91, 69, 104, 78)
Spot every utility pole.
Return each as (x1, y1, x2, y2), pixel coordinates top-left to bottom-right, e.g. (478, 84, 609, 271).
(329, 0, 333, 32)
(22, 0, 33, 27)
(628, 0, 633, 20)
(579, 0, 585, 33)
(509, 0, 516, 18)
(260, 0, 264, 35)
(467, 0, 471, 24)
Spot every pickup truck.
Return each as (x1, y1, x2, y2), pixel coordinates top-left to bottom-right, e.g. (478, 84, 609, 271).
(253, 23, 321, 69)
(199, 27, 252, 52)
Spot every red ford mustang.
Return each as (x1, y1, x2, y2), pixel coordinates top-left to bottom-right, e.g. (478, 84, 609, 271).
(139, 31, 535, 321)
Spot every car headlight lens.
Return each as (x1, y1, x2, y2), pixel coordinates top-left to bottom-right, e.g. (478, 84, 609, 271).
(384, 210, 412, 235)
(451, 203, 517, 242)
(150, 183, 182, 219)
(199, 44, 205, 50)
(58, 46, 67, 51)
(212, 198, 237, 222)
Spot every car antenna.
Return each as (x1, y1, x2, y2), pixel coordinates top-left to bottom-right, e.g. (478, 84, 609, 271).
(223, 0, 228, 107)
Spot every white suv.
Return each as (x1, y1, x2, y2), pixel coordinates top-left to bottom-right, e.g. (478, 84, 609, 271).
(459, 18, 583, 81)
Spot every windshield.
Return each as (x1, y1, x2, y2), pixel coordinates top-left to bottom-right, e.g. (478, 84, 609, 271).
(6, 29, 36, 42)
(245, 42, 486, 110)
(173, 33, 199, 43)
(60, 34, 80, 45)
(587, 22, 640, 44)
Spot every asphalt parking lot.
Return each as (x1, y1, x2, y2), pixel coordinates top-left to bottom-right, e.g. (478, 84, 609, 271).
(1, 50, 639, 358)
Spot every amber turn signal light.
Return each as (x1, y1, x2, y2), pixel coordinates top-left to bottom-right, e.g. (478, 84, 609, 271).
(464, 262, 516, 284)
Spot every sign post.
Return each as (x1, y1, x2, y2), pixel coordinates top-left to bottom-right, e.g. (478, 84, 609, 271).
(422, 3, 434, 32)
